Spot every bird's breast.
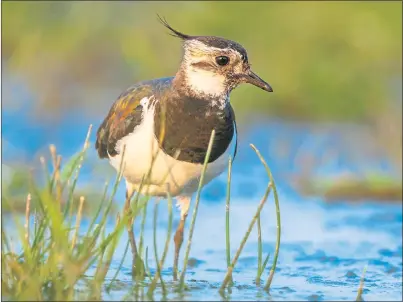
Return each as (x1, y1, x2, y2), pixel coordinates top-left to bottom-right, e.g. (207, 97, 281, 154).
(154, 97, 235, 164)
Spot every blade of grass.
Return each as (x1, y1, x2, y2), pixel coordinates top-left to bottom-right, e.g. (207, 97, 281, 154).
(96, 193, 148, 279)
(93, 214, 123, 297)
(219, 181, 272, 292)
(256, 213, 263, 286)
(138, 197, 148, 274)
(60, 152, 82, 189)
(256, 252, 271, 287)
(25, 193, 31, 245)
(147, 201, 166, 298)
(34, 189, 68, 250)
(356, 265, 368, 301)
(250, 144, 282, 293)
(161, 191, 173, 266)
(1, 229, 12, 254)
(132, 197, 149, 280)
(40, 156, 51, 193)
(179, 129, 216, 291)
(77, 145, 126, 259)
(61, 125, 91, 188)
(55, 155, 62, 209)
(64, 124, 92, 220)
(62, 124, 92, 190)
(106, 240, 130, 292)
(91, 225, 112, 289)
(93, 243, 108, 296)
(66, 165, 83, 225)
(71, 196, 85, 251)
(145, 246, 151, 279)
(89, 199, 150, 277)
(3, 196, 36, 263)
(30, 214, 49, 257)
(72, 215, 128, 292)
(91, 197, 149, 258)
(33, 209, 38, 237)
(148, 190, 173, 296)
(48, 144, 58, 193)
(101, 222, 107, 243)
(85, 181, 110, 236)
(225, 156, 233, 285)
(28, 174, 53, 255)
(48, 144, 62, 209)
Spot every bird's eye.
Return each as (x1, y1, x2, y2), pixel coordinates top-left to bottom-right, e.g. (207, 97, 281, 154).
(241, 54, 248, 63)
(215, 56, 230, 66)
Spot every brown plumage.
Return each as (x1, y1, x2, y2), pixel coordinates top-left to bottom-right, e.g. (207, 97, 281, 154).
(95, 78, 170, 158)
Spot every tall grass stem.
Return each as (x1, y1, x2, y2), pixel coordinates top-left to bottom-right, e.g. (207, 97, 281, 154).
(71, 196, 85, 250)
(179, 130, 216, 290)
(219, 182, 272, 292)
(356, 265, 368, 301)
(250, 144, 282, 293)
(225, 156, 233, 284)
(24, 193, 31, 245)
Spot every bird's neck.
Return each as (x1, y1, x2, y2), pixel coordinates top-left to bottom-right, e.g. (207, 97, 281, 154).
(173, 65, 229, 109)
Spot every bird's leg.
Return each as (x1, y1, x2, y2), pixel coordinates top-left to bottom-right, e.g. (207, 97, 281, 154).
(124, 189, 137, 273)
(124, 188, 145, 277)
(173, 195, 191, 281)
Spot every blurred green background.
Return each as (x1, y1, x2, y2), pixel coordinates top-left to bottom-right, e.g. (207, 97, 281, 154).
(2, 1, 402, 207)
(3, 1, 402, 121)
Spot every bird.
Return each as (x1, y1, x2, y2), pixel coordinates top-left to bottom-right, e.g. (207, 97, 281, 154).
(95, 16, 273, 279)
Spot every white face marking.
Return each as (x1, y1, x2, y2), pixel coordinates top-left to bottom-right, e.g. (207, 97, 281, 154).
(181, 40, 243, 99)
(186, 68, 226, 97)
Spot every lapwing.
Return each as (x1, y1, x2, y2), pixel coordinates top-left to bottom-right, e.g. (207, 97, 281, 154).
(95, 16, 273, 279)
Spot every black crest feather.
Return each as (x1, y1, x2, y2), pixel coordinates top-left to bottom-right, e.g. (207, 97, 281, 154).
(157, 14, 192, 40)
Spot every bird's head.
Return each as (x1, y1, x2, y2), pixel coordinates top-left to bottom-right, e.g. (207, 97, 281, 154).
(159, 16, 273, 99)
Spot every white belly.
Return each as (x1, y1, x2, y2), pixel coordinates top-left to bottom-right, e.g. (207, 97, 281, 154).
(108, 103, 235, 197)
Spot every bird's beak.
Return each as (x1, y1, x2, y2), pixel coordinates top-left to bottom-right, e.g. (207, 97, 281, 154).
(243, 70, 273, 92)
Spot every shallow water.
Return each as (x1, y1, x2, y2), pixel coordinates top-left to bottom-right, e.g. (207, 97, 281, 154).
(4, 193, 402, 301)
(78, 186, 400, 301)
(2, 75, 402, 301)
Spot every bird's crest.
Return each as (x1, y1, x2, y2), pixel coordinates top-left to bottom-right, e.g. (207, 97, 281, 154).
(157, 14, 193, 41)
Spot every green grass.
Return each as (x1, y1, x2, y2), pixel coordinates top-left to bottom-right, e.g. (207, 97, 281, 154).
(225, 156, 234, 286)
(1, 128, 372, 301)
(1, 127, 285, 301)
(219, 144, 280, 294)
(298, 173, 402, 203)
(356, 265, 368, 302)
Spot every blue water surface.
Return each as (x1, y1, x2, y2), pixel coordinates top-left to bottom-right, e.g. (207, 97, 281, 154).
(2, 75, 402, 301)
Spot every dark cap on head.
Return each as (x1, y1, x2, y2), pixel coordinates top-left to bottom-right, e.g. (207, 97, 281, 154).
(157, 15, 248, 63)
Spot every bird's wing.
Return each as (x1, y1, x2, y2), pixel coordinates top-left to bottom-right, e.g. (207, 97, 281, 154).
(96, 77, 174, 159)
(95, 84, 152, 158)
